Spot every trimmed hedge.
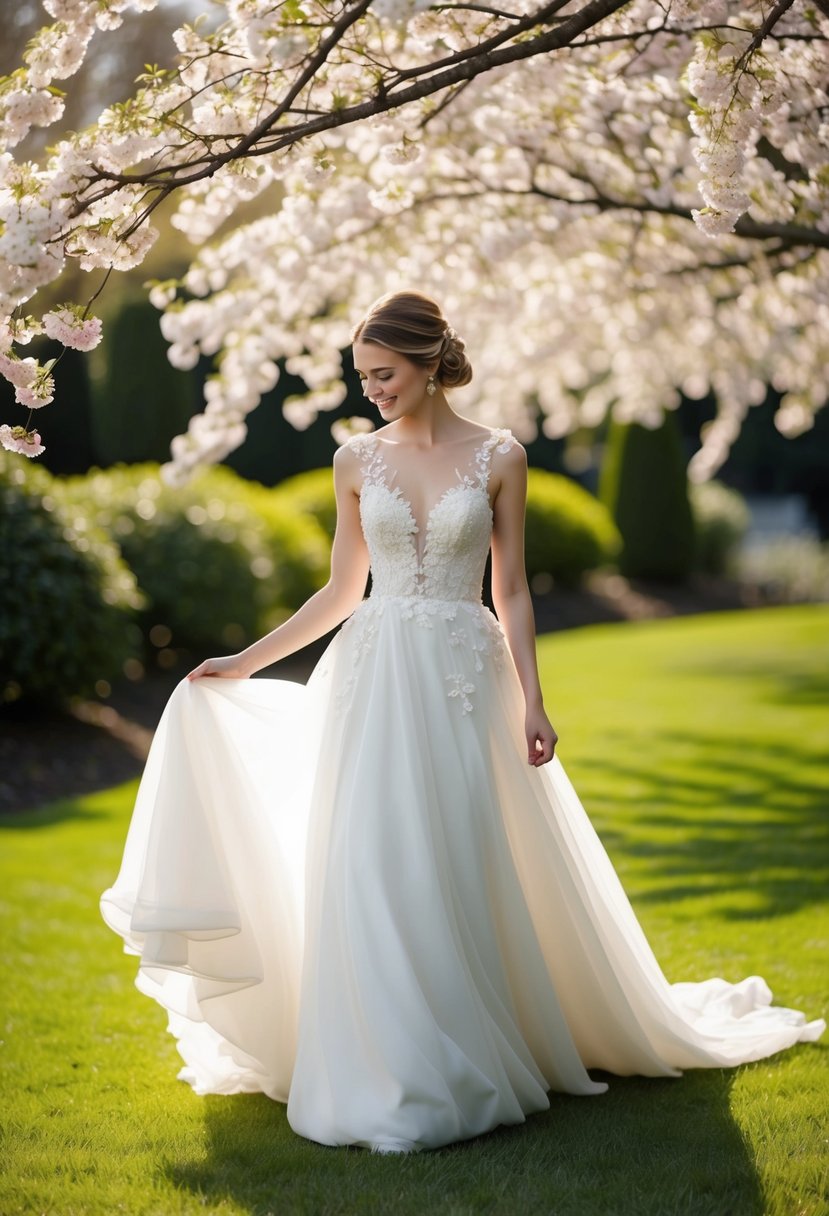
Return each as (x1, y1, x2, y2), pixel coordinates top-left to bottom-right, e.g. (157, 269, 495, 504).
(57, 465, 330, 652)
(271, 466, 338, 540)
(524, 468, 621, 586)
(90, 298, 197, 466)
(0, 454, 142, 704)
(600, 413, 695, 583)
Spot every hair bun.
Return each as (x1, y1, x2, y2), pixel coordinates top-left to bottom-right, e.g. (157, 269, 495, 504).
(352, 290, 473, 389)
(439, 329, 472, 388)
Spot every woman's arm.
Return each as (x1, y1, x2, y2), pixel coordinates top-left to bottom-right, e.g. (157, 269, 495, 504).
(489, 443, 558, 766)
(188, 445, 370, 680)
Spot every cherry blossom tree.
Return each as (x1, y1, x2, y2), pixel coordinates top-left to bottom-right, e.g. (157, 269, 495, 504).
(0, 0, 826, 480)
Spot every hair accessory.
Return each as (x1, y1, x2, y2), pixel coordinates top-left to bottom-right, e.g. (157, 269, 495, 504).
(426, 375, 437, 396)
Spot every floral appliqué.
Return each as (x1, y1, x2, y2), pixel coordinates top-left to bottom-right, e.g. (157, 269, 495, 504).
(340, 428, 515, 715)
(446, 673, 476, 716)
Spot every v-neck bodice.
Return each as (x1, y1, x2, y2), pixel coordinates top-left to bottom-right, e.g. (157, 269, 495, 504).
(349, 427, 515, 603)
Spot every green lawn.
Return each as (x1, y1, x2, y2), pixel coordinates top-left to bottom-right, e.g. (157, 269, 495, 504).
(1, 605, 827, 1216)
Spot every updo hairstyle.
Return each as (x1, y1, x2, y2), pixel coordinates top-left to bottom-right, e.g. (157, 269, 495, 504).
(352, 291, 473, 388)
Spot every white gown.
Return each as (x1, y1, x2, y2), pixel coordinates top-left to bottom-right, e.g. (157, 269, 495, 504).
(100, 427, 824, 1153)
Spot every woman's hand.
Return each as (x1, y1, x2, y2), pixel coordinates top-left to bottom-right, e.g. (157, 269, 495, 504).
(525, 705, 558, 766)
(187, 654, 252, 681)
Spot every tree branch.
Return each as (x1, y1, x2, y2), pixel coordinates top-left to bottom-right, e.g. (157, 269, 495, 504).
(85, 0, 628, 198)
(734, 0, 796, 71)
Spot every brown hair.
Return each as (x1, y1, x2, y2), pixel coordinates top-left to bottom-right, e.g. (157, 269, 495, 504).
(352, 290, 473, 388)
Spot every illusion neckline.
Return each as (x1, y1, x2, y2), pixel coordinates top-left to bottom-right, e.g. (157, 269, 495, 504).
(371, 426, 495, 453)
(359, 428, 509, 577)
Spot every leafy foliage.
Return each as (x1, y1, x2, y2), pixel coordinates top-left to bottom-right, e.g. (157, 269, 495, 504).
(89, 298, 197, 466)
(600, 414, 696, 583)
(0, 453, 141, 704)
(57, 464, 330, 652)
(271, 466, 338, 540)
(524, 469, 621, 587)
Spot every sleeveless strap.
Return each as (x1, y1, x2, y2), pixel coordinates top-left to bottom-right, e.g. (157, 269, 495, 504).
(473, 428, 515, 490)
(347, 433, 386, 488)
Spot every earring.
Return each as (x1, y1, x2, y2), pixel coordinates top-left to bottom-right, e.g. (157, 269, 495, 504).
(426, 375, 437, 396)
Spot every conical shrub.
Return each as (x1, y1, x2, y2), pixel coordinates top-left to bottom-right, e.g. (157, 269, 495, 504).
(600, 411, 695, 582)
(90, 297, 196, 465)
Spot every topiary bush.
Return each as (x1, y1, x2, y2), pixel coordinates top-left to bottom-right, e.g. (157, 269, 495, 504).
(0, 454, 143, 704)
(221, 470, 332, 609)
(89, 297, 197, 466)
(271, 466, 338, 540)
(690, 480, 750, 576)
(599, 412, 695, 583)
(56, 464, 330, 652)
(524, 469, 621, 587)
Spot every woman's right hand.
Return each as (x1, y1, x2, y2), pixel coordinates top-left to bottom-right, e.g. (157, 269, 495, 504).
(187, 653, 252, 681)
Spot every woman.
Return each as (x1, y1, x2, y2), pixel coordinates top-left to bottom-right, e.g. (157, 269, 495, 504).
(101, 290, 823, 1154)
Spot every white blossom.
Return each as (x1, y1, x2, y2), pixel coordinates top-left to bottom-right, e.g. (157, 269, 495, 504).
(0, 0, 824, 478)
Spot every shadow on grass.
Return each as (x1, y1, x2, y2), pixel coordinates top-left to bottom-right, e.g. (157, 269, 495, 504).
(166, 1069, 763, 1216)
(576, 731, 829, 919)
(677, 653, 829, 710)
(0, 797, 112, 830)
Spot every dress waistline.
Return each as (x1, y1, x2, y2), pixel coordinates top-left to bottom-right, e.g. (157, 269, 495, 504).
(362, 594, 485, 610)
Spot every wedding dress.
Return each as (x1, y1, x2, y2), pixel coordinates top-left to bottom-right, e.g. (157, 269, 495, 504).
(101, 427, 824, 1153)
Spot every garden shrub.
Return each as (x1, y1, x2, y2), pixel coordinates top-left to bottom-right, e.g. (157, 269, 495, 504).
(89, 297, 197, 466)
(737, 537, 829, 603)
(271, 466, 338, 539)
(524, 469, 621, 586)
(0, 454, 142, 704)
(690, 480, 750, 575)
(223, 470, 331, 608)
(57, 464, 330, 652)
(600, 413, 695, 582)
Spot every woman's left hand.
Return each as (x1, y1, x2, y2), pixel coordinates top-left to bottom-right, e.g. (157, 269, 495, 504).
(525, 707, 558, 766)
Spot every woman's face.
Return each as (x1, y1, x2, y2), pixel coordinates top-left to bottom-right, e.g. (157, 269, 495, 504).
(352, 340, 435, 423)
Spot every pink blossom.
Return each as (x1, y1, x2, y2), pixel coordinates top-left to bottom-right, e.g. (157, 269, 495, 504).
(43, 307, 103, 351)
(14, 374, 55, 408)
(0, 352, 39, 388)
(0, 424, 45, 457)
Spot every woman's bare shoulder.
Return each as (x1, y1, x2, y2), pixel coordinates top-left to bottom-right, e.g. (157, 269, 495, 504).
(332, 437, 368, 496)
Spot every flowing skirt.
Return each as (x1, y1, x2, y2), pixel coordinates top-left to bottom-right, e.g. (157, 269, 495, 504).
(101, 597, 824, 1151)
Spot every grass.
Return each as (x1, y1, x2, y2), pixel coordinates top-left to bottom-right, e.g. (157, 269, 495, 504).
(1, 603, 827, 1216)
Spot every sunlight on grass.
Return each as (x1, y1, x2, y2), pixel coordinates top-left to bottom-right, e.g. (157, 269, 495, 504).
(1, 605, 827, 1216)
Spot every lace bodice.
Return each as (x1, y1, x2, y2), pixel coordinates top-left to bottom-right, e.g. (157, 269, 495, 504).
(348, 428, 516, 603)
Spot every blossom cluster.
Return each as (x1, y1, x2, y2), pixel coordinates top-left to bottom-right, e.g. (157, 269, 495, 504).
(0, 0, 826, 474)
(43, 306, 103, 351)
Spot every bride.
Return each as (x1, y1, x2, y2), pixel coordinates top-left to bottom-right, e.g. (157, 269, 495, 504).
(101, 290, 824, 1154)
